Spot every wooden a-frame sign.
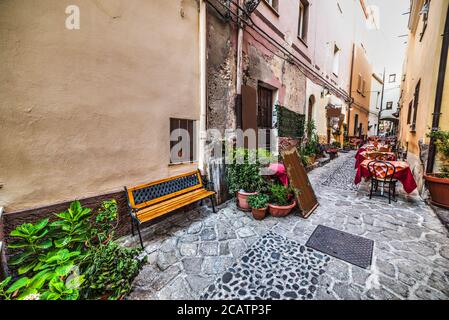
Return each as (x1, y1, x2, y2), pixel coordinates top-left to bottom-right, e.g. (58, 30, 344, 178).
(281, 147, 319, 219)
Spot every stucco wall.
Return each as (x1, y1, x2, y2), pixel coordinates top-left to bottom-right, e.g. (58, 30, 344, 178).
(349, 44, 372, 136)
(399, 0, 449, 157)
(0, 0, 200, 212)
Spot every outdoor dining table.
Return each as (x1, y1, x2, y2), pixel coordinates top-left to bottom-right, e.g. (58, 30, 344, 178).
(354, 159, 418, 194)
(354, 150, 397, 169)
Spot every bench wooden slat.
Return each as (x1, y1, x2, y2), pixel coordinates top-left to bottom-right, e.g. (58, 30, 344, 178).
(125, 169, 216, 248)
(136, 189, 215, 223)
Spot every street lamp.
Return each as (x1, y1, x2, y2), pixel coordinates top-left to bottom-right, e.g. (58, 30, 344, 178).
(244, 0, 262, 14)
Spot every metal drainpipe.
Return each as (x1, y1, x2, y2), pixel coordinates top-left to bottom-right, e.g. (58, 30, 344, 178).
(347, 44, 355, 139)
(235, 0, 244, 129)
(377, 67, 386, 136)
(427, 4, 449, 174)
(198, 0, 207, 174)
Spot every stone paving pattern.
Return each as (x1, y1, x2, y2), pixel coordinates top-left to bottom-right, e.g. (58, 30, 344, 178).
(125, 151, 449, 300)
(201, 231, 330, 300)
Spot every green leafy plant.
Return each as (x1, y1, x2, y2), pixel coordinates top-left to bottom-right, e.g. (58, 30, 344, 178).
(298, 148, 312, 167)
(40, 276, 82, 300)
(91, 199, 118, 244)
(49, 201, 92, 250)
(332, 141, 342, 149)
(1, 199, 141, 301)
(428, 130, 449, 178)
(269, 184, 293, 206)
(80, 242, 144, 300)
(247, 194, 270, 209)
(0, 277, 12, 300)
(302, 120, 320, 157)
(227, 148, 273, 194)
(7, 219, 52, 275)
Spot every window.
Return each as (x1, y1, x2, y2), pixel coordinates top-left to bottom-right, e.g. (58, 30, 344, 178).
(332, 45, 340, 76)
(386, 101, 393, 110)
(354, 114, 359, 136)
(389, 74, 396, 83)
(357, 74, 363, 93)
(407, 100, 413, 125)
(420, 0, 430, 41)
(264, 0, 279, 12)
(298, 0, 309, 41)
(411, 80, 421, 131)
(170, 118, 196, 164)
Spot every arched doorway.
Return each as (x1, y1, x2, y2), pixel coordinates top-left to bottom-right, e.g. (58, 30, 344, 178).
(308, 95, 315, 123)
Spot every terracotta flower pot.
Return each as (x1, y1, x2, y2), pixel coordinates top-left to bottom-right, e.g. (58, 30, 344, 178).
(252, 207, 268, 221)
(237, 191, 258, 210)
(424, 174, 449, 209)
(268, 200, 297, 218)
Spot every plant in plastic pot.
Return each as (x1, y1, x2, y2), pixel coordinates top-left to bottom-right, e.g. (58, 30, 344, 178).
(227, 148, 272, 210)
(424, 130, 449, 209)
(247, 194, 270, 221)
(268, 184, 296, 217)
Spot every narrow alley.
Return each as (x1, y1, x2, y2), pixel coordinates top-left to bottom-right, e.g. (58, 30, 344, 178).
(127, 151, 449, 300)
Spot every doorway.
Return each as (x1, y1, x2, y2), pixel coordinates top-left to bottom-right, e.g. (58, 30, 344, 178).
(308, 95, 315, 123)
(257, 85, 274, 151)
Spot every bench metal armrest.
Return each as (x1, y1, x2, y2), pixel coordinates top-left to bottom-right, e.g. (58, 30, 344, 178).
(201, 174, 215, 192)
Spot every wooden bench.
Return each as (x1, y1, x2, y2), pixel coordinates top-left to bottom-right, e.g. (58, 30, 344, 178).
(125, 170, 216, 248)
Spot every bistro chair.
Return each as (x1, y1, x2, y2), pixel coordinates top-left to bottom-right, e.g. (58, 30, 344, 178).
(367, 160, 398, 204)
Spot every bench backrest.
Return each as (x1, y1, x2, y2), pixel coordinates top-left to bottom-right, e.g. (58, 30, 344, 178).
(126, 170, 204, 209)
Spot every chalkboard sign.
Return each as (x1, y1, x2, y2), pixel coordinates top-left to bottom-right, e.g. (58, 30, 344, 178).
(281, 147, 319, 219)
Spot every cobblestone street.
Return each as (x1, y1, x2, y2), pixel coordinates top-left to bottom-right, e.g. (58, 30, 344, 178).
(126, 151, 449, 300)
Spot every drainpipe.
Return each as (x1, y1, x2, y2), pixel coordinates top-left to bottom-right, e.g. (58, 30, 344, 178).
(377, 67, 386, 136)
(347, 43, 355, 139)
(235, 0, 244, 129)
(427, 4, 449, 174)
(198, 0, 207, 173)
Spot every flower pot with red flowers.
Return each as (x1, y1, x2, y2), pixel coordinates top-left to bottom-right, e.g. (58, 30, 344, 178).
(247, 194, 270, 220)
(268, 184, 296, 217)
(424, 130, 449, 209)
(227, 148, 272, 211)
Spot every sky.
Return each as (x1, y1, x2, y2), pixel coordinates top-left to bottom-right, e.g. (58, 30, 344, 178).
(365, 0, 411, 77)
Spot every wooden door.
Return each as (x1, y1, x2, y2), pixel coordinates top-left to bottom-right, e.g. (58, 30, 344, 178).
(281, 147, 319, 218)
(257, 86, 273, 151)
(241, 85, 258, 149)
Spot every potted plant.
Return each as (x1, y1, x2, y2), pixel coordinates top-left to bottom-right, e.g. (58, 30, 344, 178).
(247, 194, 269, 220)
(424, 130, 449, 209)
(227, 148, 271, 210)
(268, 184, 296, 217)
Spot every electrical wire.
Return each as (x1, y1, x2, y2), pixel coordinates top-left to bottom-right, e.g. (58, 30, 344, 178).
(205, 0, 351, 102)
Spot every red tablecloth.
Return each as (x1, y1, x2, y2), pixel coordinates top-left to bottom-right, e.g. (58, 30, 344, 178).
(355, 151, 397, 169)
(268, 163, 289, 186)
(354, 160, 418, 194)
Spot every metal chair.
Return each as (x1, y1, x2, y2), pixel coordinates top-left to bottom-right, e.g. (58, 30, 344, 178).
(367, 160, 398, 204)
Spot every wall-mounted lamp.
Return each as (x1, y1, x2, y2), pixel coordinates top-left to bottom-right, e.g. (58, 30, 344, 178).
(419, 2, 429, 16)
(245, 0, 262, 14)
(321, 88, 332, 98)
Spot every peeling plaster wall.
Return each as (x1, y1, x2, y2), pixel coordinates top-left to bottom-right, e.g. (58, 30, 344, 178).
(242, 41, 306, 114)
(206, 7, 237, 133)
(0, 0, 200, 212)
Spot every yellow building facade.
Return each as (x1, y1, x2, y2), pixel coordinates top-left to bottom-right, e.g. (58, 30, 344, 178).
(398, 0, 449, 192)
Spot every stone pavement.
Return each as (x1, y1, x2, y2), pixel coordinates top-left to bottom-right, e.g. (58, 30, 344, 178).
(125, 151, 449, 300)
